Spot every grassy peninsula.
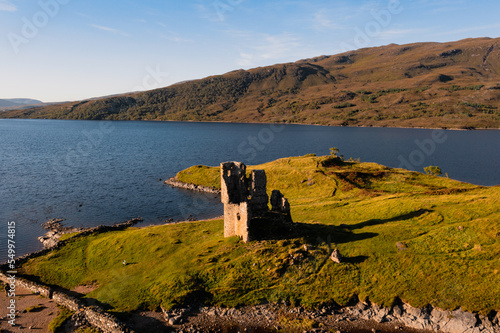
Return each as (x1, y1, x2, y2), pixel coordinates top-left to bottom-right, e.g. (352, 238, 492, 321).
(20, 155, 500, 316)
(2, 37, 500, 129)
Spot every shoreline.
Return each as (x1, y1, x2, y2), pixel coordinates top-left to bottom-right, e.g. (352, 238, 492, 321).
(1, 117, 500, 131)
(164, 177, 221, 194)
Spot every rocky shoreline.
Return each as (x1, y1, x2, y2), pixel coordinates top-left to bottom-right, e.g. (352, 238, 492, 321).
(153, 298, 500, 333)
(164, 177, 221, 194)
(37, 218, 91, 248)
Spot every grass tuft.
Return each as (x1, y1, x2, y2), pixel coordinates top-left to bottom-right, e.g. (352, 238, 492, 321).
(48, 306, 74, 333)
(24, 304, 45, 312)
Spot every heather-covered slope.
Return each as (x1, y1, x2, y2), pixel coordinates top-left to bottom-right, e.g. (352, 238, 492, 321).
(3, 37, 500, 129)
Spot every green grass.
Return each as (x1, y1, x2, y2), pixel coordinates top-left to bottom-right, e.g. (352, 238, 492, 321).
(59, 232, 78, 241)
(73, 328, 101, 333)
(24, 304, 45, 312)
(21, 155, 500, 315)
(48, 306, 74, 333)
(277, 316, 319, 331)
(176, 165, 220, 189)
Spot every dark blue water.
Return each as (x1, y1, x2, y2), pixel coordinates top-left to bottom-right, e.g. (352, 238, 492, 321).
(1, 119, 499, 260)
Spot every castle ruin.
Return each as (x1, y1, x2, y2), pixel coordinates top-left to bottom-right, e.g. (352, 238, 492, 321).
(221, 162, 292, 242)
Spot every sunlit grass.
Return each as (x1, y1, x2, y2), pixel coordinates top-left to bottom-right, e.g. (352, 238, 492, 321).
(22, 155, 500, 315)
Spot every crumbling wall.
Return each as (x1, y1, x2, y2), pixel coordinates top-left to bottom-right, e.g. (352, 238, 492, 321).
(249, 170, 268, 215)
(224, 202, 252, 241)
(221, 162, 292, 242)
(271, 190, 292, 222)
(221, 162, 248, 204)
(221, 162, 251, 240)
(0, 272, 133, 333)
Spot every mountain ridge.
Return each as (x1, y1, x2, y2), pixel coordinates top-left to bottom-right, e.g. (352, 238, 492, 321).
(2, 37, 499, 129)
(0, 98, 43, 109)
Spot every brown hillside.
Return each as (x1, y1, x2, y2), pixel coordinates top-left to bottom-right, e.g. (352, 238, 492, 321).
(2, 37, 500, 129)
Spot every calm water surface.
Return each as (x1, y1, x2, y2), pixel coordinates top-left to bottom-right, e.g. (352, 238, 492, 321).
(1, 119, 499, 260)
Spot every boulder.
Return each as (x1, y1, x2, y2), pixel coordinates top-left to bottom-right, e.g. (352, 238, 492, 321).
(440, 308, 478, 333)
(396, 242, 407, 251)
(330, 249, 342, 263)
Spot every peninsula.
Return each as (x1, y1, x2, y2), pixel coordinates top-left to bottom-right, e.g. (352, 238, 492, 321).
(9, 153, 500, 332)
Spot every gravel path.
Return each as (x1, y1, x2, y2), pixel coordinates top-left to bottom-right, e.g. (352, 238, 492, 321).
(0, 283, 59, 332)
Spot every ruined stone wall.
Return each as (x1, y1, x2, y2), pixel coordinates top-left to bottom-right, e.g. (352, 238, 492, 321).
(221, 162, 250, 241)
(221, 162, 292, 242)
(271, 190, 292, 222)
(0, 272, 134, 333)
(234, 202, 252, 242)
(221, 162, 248, 204)
(0, 219, 143, 333)
(249, 170, 268, 215)
(224, 203, 250, 238)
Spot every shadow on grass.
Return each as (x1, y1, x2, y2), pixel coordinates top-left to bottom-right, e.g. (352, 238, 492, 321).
(347, 209, 432, 230)
(250, 213, 378, 248)
(251, 209, 432, 245)
(342, 255, 370, 264)
(292, 222, 378, 246)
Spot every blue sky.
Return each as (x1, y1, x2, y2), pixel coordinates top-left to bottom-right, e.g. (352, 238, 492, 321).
(1, 0, 499, 102)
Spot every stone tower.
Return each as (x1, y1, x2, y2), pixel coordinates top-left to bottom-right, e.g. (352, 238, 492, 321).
(221, 162, 251, 241)
(221, 161, 292, 242)
(249, 170, 268, 215)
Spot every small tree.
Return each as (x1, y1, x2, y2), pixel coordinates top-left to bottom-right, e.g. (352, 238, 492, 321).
(323, 147, 345, 167)
(329, 147, 339, 157)
(329, 147, 344, 161)
(424, 165, 442, 176)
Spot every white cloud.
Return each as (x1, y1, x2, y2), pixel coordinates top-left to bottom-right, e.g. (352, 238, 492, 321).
(235, 32, 302, 67)
(76, 12, 92, 19)
(193, 1, 244, 23)
(312, 10, 346, 31)
(90, 24, 129, 37)
(194, 3, 225, 22)
(0, 0, 17, 12)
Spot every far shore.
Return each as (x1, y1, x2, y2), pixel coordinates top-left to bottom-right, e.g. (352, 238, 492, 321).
(2, 117, 500, 131)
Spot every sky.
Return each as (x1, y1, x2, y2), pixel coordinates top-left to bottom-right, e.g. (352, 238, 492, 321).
(1, 0, 499, 102)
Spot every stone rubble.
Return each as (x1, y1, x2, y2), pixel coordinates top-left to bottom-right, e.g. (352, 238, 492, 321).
(156, 300, 500, 333)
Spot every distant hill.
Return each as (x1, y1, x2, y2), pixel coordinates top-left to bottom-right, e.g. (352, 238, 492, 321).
(0, 98, 43, 111)
(2, 37, 499, 129)
(0, 98, 43, 108)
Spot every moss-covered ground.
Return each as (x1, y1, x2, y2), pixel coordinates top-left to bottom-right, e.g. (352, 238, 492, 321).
(21, 155, 500, 315)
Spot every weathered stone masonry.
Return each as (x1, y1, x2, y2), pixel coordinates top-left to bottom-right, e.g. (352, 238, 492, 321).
(221, 161, 292, 242)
